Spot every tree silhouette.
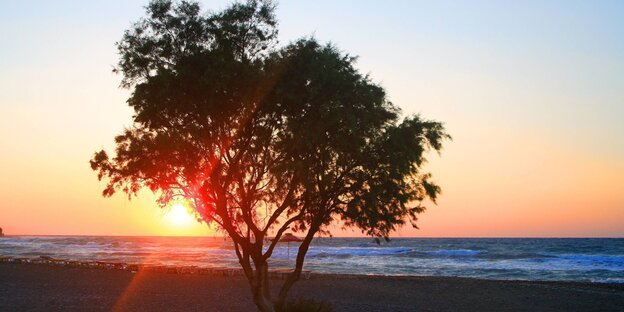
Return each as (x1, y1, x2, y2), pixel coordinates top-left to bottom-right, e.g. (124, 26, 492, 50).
(91, 1, 450, 311)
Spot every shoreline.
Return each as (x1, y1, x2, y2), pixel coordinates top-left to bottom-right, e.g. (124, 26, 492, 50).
(3, 237, 622, 283)
(1, 261, 623, 311)
(1, 255, 622, 286)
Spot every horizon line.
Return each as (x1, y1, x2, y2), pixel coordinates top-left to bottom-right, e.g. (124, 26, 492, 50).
(3, 234, 623, 239)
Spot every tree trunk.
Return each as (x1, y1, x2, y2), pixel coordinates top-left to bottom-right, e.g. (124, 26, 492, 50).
(274, 224, 319, 309)
(251, 260, 275, 312)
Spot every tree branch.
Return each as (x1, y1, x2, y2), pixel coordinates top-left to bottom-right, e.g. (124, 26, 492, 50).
(262, 174, 298, 233)
(262, 210, 305, 260)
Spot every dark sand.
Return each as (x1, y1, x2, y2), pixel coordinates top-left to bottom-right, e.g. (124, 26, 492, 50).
(1, 263, 623, 312)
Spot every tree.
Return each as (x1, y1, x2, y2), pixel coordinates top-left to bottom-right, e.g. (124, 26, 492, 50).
(90, 1, 450, 311)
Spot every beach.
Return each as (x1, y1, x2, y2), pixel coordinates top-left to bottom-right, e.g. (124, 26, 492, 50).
(1, 263, 623, 312)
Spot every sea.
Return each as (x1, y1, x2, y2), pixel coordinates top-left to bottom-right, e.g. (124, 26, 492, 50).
(1, 236, 623, 284)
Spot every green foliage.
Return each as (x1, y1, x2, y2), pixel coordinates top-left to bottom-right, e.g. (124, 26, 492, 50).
(276, 298, 335, 312)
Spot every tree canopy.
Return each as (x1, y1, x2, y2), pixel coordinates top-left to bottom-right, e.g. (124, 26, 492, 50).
(91, 1, 450, 310)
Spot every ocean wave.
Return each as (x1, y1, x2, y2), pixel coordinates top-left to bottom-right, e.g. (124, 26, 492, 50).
(591, 278, 624, 284)
(416, 249, 483, 256)
(538, 253, 624, 265)
(269, 247, 413, 258)
(3, 236, 624, 283)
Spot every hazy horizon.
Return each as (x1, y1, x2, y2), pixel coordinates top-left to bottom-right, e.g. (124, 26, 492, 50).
(3, 233, 624, 238)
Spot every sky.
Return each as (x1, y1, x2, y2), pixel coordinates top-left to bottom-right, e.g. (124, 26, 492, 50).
(0, 0, 622, 237)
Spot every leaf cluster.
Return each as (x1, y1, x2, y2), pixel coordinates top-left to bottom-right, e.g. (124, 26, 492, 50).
(91, 0, 450, 246)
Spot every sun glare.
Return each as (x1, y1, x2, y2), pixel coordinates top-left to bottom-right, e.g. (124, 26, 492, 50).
(165, 203, 194, 226)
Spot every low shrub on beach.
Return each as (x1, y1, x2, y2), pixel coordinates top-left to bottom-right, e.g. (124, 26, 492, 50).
(276, 298, 335, 312)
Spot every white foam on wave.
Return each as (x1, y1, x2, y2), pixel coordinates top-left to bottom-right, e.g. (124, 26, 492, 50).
(591, 278, 624, 284)
(267, 246, 413, 259)
(538, 253, 624, 264)
(418, 249, 483, 256)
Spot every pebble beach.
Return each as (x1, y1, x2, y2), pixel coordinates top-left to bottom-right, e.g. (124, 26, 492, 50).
(1, 258, 623, 312)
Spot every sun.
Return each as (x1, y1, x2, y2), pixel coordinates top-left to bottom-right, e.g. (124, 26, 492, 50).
(165, 203, 195, 226)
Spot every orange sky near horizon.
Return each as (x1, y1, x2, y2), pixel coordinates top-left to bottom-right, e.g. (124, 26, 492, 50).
(0, 1, 622, 237)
